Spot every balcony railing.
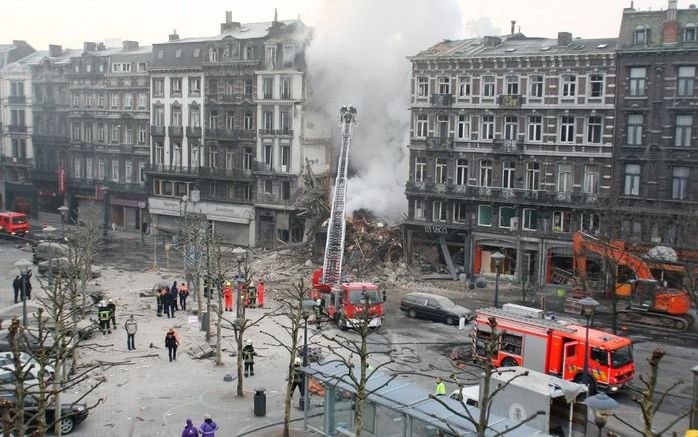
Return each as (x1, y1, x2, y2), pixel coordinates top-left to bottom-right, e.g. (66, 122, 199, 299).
(216, 128, 257, 141)
(430, 94, 453, 106)
(168, 126, 183, 137)
(144, 164, 200, 175)
(198, 167, 254, 181)
(8, 95, 26, 104)
(497, 94, 524, 107)
(425, 136, 454, 150)
(151, 125, 165, 136)
(33, 134, 69, 145)
(258, 129, 275, 136)
(492, 139, 524, 153)
(8, 125, 27, 133)
(277, 129, 293, 137)
(186, 127, 202, 137)
(0, 156, 33, 166)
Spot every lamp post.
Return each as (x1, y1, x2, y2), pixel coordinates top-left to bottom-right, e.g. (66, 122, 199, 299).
(301, 298, 317, 429)
(691, 365, 698, 429)
(585, 392, 618, 436)
(491, 251, 505, 308)
(57, 205, 68, 239)
(580, 297, 600, 389)
(14, 259, 32, 327)
(42, 225, 57, 287)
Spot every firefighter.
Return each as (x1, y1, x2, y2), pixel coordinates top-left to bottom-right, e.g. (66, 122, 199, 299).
(179, 282, 189, 311)
(223, 281, 233, 312)
(242, 339, 256, 377)
(247, 282, 257, 309)
(106, 298, 117, 330)
(156, 288, 164, 317)
(257, 280, 265, 308)
(314, 299, 323, 323)
(290, 357, 304, 396)
(98, 300, 111, 334)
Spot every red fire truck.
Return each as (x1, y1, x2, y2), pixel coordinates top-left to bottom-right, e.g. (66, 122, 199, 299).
(473, 304, 635, 393)
(310, 275, 383, 330)
(0, 212, 30, 236)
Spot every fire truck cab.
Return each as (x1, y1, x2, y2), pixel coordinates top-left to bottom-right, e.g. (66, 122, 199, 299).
(0, 212, 30, 236)
(473, 305, 634, 393)
(310, 278, 383, 331)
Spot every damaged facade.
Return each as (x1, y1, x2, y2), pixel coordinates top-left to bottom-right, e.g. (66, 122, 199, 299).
(146, 12, 328, 247)
(404, 31, 617, 285)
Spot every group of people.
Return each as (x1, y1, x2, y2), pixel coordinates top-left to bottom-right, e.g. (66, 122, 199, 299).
(97, 299, 117, 335)
(156, 281, 189, 318)
(220, 278, 265, 312)
(181, 414, 218, 437)
(11, 270, 32, 303)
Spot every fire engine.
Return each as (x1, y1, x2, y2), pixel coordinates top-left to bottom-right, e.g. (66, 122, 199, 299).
(0, 212, 30, 236)
(473, 304, 635, 393)
(309, 106, 384, 330)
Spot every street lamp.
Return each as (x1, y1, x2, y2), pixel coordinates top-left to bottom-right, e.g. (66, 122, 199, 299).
(691, 365, 698, 429)
(57, 205, 68, 239)
(585, 392, 618, 436)
(14, 259, 32, 327)
(301, 298, 317, 427)
(42, 225, 58, 287)
(580, 297, 600, 389)
(491, 251, 505, 308)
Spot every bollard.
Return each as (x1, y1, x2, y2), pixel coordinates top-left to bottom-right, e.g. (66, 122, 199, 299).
(254, 387, 266, 417)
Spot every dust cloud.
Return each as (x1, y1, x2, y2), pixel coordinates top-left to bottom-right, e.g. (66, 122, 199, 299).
(305, 0, 463, 222)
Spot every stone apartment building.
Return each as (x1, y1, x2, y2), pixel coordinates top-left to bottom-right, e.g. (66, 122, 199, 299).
(404, 31, 617, 285)
(65, 41, 151, 231)
(0, 40, 36, 212)
(612, 1, 698, 252)
(146, 12, 324, 247)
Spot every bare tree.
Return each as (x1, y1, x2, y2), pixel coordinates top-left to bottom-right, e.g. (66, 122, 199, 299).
(261, 279, 312, 437)
(427, 317, 544, 437)
(179, 210, 208, 318)
(612, 349, 693, 437)
(321, 292, 395, 437)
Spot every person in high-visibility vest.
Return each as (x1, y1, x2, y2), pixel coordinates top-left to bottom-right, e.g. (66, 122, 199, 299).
(290, 357, 304, 396)
(257, 280, 265, 308)
(223, 282, 233, 312)
(98, 300, 111, 335)
(242, 339, 256, 377)
(434, 377, 446, 396)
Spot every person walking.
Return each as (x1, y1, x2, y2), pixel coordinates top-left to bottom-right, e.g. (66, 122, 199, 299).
(165, 328, 179, 362)
(12, 276, 21, 304)
(222, 282, 233, 312)
(169, 286, 178, 316)
(106, 299, 117, 330)
(434, 377, 446, 396)
(98, 301, 111, 335)
(199, 414, 218, 437)
(257, 280, 265, 308)
(290, 357, 304, 396)
(124, 315, 137, 350)
(171, 281, 179, 311)
(242, 339, 256, 377)
(181, 418, 199, 437)
(179, 282, 189, 311)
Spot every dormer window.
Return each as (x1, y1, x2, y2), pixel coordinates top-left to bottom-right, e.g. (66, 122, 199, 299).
(175, 49, 182, 58)
(684, 24, 697, 42)
(634, 26, 648, 45)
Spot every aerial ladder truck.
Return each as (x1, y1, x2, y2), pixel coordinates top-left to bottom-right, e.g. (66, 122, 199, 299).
(310, 106, 384, 330)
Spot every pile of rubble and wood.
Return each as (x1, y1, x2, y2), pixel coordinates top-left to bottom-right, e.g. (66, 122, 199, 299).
(343, 209, 404, 276)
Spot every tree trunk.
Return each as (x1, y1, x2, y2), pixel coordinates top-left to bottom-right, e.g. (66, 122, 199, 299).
(236, 332, 244, 397)
(283, 321, 300, 437)
(215, 278, 223, 365)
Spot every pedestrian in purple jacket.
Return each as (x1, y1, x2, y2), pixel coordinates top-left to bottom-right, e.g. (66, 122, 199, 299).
(199, 414, 218, 437)
(181, 418, 199, 437)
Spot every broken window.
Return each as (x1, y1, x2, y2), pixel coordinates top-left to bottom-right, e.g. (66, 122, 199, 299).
(552, 211, 571, 233)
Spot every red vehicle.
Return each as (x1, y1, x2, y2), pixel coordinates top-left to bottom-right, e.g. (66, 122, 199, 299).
(0, 212, 30, 236)
(310, 272, 383, 330)
(473, 304, 634, 393)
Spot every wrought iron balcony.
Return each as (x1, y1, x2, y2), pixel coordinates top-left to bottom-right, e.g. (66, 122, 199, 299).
(497, 94, 524, 107)
(430, 94, 453, 106)
(492, 139, 524, 153)
(151, 125, 165, 136)
(425, 136, 454, 150)
(8, 95, 26, 104)
(168, 126, 184, 137)
(186, 127, 202, 137)
(8, 125, 27, 133)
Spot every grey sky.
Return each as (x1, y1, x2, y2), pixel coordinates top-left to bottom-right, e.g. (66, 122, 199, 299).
(0, 0, 673, 49)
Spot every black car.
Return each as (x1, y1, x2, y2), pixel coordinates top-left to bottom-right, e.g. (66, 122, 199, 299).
(0, 392, 88, 434)
(399, 292, 474, 325)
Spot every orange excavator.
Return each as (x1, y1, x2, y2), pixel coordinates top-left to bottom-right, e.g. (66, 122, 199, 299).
(572, 232, 694, 331)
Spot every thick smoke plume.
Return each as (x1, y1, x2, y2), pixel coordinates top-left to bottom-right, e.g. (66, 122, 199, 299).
(306, 0, 463, 222)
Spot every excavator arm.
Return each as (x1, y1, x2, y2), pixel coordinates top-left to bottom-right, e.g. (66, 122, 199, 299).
(572, 232, 653, 280)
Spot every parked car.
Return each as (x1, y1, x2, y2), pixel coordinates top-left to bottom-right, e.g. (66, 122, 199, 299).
(38, 257, 101, 278)
(33, 241, 68, 264)
(0, 392, 88, 434)
(399, 292, 474, 325)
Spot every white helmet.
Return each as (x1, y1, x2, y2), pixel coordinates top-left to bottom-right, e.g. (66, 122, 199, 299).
(294, 357, 302, 365)
(99, 300, 106, 307)
(246, 339, 252, 345)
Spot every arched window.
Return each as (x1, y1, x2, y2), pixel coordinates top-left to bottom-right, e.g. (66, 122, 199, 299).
(633, 25, 649, 45)
(209, 47, 218, 62)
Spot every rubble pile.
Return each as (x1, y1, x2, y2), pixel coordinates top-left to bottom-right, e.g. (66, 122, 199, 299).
(343, 209, 405, 277)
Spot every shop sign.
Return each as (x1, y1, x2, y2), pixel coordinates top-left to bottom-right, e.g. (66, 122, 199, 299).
(424, 225, 448, 235)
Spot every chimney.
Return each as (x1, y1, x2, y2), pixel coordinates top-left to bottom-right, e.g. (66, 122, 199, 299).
(510, 20, 516, 36)
(557, 32, 573, 46)
(122, 40, 139, 51)
(220, 11, 241, 33)
(483, 36, 501, 48)
(169, 29, 179, 41)
(83, 42, 97, 52)
(97, 42, 105, 51)
(48, 44, 62, 57)
(663, 0, 679, 44)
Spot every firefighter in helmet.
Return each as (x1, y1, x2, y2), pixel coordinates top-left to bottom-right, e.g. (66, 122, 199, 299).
(223, 281, 233, 312)
(242, 339, 256, 377)
(98, 300, 111, 334)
